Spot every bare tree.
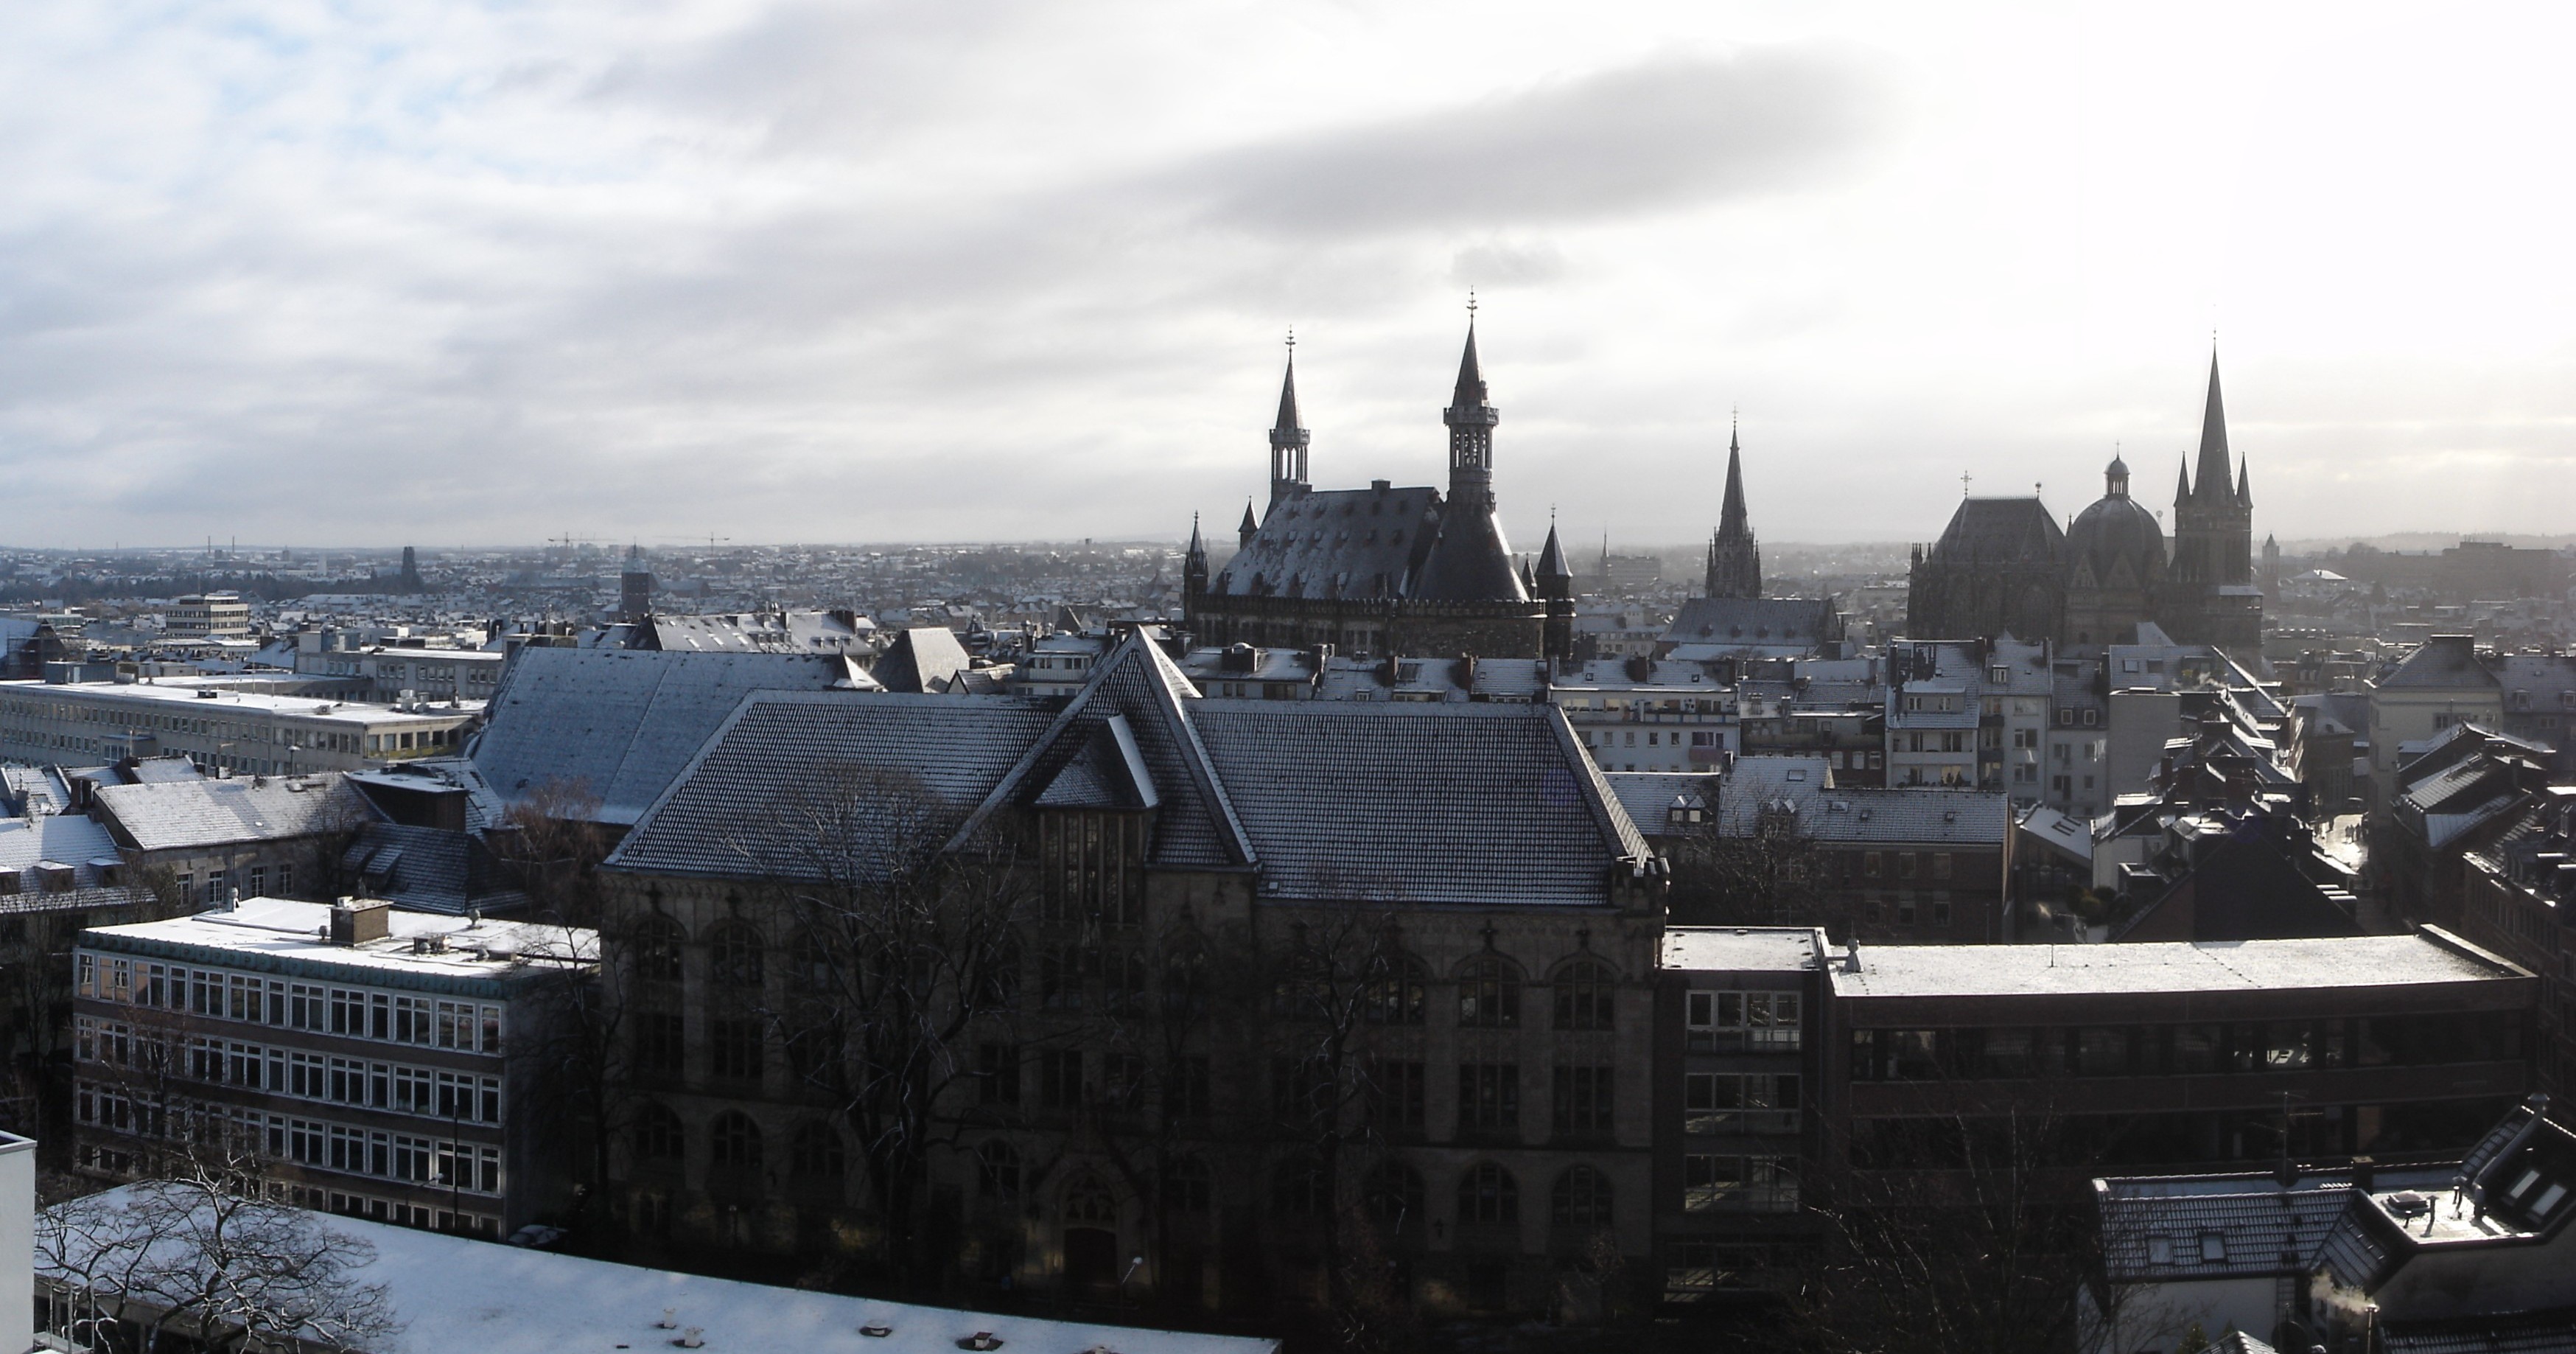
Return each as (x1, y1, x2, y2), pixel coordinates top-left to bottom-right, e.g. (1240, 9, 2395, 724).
(490, 777, 617, 926)
(37, 1147, 399, 1354)
(1667, 803, 1842, 933)
(730, 767, 1036, 1285)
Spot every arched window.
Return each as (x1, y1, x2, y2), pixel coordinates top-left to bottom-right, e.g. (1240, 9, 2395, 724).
(1271, 1156, 1326, 1218)
(631, 916, 685, 983)
(977, 1140, 1021, 1202)
(710, 1111, 763, 1168)
(631, 1102, 684, 1161)
(1161, 944, 1207, 1019)
(1364, 952, 1429, 1026)
(1362, 1161, 1425, 1229)
(1456, 955, 1522, 1029)
(707, 921, 764, 990)
(1553, 959, 1617, 1032)
(789, 929, 835, 994)
(1551, 1165, 1614, 1228)
(1457, 1162, 1518, 1225)
(789, 1122, 845, 1179)
(1168, 1154, 1212, 1214)
(1063, 1173, 1119, 1226)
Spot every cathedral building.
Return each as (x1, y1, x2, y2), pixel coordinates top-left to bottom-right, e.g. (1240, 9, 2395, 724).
(1183, 324, 1572, 658)
(1660, 419, 1849, 657)
(1905, 355, 2264, 655)
(1703, 420, 1760, 599)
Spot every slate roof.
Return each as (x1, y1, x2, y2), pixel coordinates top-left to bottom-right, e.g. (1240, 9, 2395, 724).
(1662, 597, 1840, 649)
(1603, 772, 1715, 837)
(636, 611, 877, 657)
(1415, 503, 1528, 603)
(343, 822, 528, 916)
(1785, 788, 2008, 845)
(604, 693, 1057, 883)
(1928, 497, 2065, 564)
(2096, 1172, 2359, 1282)
(871, 628, 972, 694)
(2383, 1308, 2576, 1354)
(1191, 699, 1648, 906)
(473, 649, 863, 825)
(1210, 484, 1442, 600)
(0, 813, 121, 882)
(90, 775, 361, 852)
(963, 634, 1251, 869)
(2380, 635, 2499, 690)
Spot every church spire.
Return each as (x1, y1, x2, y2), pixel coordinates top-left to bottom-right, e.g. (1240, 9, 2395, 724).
(1237, 500, 1260, 550)
(1704, 411, 1762, 599)
(2193, 350, 2231, 502)
(1183, 512, 1208, 600)
(1269, 331, 1310, 503)
(1441, 300, 1499, 513)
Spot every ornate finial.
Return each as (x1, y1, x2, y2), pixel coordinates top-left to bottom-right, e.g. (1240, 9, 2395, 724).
(1960, 471, 1973, 497)
(1285, 326, 1295, 355)
(1466, 289, 1477, 321)
(2035, 481, 2043, 497)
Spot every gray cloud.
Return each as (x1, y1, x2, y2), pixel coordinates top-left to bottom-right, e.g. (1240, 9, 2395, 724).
(1170, 49, 1898, 237)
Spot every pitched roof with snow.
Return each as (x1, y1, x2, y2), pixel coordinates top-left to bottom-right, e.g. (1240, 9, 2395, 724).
(473, 649, 864, 825)
(90, 775, 362, 851)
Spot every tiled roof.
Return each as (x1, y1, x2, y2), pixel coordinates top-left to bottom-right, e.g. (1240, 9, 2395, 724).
(1191, 699, 1648, 906)
(2379, 636, 2499, 691)
(1603, 772, 1715, 835)
(871, 628, 971, 694)
(1211, 484, 1441, 601)
(0, 813, 120, 880)
(2099, 1174, 2359, 1281)
(343, 822, 528, 916)
(1661, 597, 1839, 648)
(604, 693, 1057, 883)
(90, 775, 361, 852)
(474, 648, 862, 825)
(2384, 1307, 2576, 1354)
(1928, 497, 2065, 564)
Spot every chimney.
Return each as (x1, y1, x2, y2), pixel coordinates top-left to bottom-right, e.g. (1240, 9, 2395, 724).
(2351, 1156, 2376, 1192)
(329, 898, 391, 946)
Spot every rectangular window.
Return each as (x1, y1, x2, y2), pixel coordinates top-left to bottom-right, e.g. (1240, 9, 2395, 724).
(1457, 1063, 1519, 1134)
(634, 1012, 685, 1075)
(1551, 1065, 1614, 1138)
(1171, 1056, 1211, 1121)
(1368, 1058, 1424, 1130)
(709, 1017, 763, 1081)
(1038, 1050, 1083, 1109)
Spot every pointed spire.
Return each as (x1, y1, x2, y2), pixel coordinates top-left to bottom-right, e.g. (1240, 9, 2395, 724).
(1451, 322, 1488, 411)
(1186, 512, 1204, 558)
(1267, 329, 1310, 502)
(1718, 425, 1751, 537)
(2175, 458, 2193, 503)
(1237, 500, 1260, 551)
(2235, 457, 2251, 507)
(1705, 413, 1762, 599)
(1536, 520, 1571, 582)
(1273, 350, 1302, 435)
(2193, 350, 2231, 501)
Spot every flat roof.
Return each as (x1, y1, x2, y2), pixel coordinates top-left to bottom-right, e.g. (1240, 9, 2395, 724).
(0, 680, 479, 725)
(43, 1186, 1276, 1354)
(82, 897, 592, 982)
(1662, 926, 1822, 974)
(1830, 931, 2525, 1000)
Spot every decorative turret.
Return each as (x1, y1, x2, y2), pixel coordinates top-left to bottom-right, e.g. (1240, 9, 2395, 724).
(1704, 414, 1763, 599)
(2104, 453, 2131, 499)
(1238, 501, 1260, 551)
(1183, 513, 1208, 601)
(1536, 520, 1575, 659)
(618, 544, 654, 624)
(1441, 310, 1499, 514)
(1269, 335, 1310, 505)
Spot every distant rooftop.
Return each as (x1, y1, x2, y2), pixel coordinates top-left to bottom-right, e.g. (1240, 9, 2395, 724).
(1662, 925, 1824, 974)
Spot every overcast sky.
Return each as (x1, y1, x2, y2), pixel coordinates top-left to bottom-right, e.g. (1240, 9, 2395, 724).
(6, 2, 2572, 551)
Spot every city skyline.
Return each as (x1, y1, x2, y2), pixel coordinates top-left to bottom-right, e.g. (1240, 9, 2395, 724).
(4, 3, 2571, 548)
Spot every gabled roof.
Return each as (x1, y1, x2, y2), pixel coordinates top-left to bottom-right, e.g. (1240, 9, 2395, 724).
(474, 649, 863, 826)
(343, 822, 528, 916)
(2379, 635, 2499, 691)
(959, 633, 1253, 869)
(1662, 596, 1839, 649)
(90, 775, 361, 852)
(0, 812, 120, 879)
(1929, 497, 2065, 564)
(871, 627, 972, 694)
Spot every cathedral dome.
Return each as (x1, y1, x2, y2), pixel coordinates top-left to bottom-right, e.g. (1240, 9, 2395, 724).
(2067, 456, 2165, 587)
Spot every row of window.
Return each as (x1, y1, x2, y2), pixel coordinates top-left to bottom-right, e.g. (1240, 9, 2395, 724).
(635, 921, 1630, 1035)
(1682, 1073, 1802, 1135)
(1270, 1058, 1619, 1137)
(1681, 1154, 1799, 1213)
(76, 1019, 502, 1122)
(77, 956, 503, 1053)
(70, 1084, 502, 1194)
(1682, 990, 1803, 1052)
(1849, 1015, 2527, 1082)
